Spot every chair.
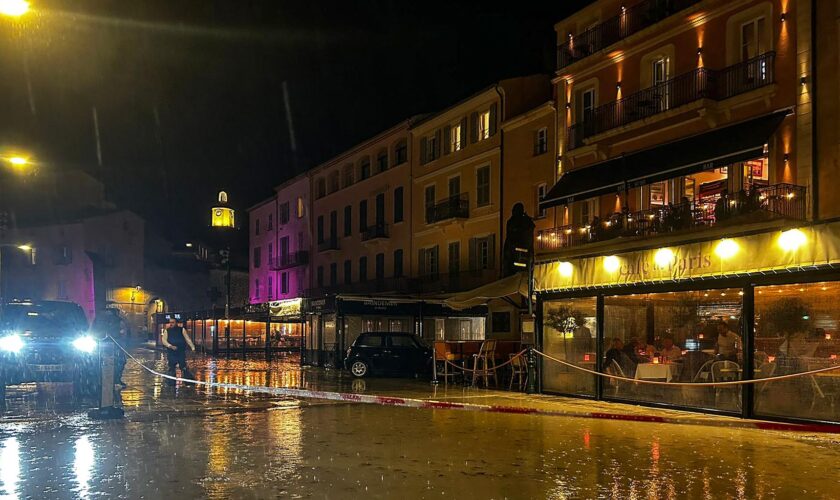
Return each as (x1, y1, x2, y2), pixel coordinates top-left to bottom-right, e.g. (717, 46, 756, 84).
(712, 361, 741, 408)
(692, 360, 715, 383)
(509, 353, 527, 391)
(605, 359, 626, 396)
(809, 375, 839, 412)
(754, 351, 770, 365)
(435, 342, 461, 384)
(471, 340, 498, 388)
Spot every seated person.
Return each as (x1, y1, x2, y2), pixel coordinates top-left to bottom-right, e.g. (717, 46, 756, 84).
(659, 337, 682, 362)
(604, 338, 635, 377)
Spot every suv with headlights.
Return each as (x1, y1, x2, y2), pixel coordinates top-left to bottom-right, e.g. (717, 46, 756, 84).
(0, 300, 100, 395)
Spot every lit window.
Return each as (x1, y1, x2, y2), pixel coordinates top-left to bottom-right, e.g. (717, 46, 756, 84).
(537, 184, 547, 218)
(450, 123, 462, 152)
(478, 111, 490, 140)
(535, 127, 548, 155)
(296, 197, 304, 218)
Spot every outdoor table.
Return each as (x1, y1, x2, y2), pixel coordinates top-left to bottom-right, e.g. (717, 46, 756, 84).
(634, 362, 677, 382)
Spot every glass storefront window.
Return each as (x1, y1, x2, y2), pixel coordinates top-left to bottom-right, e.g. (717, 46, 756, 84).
(602, 289, 743, 412)
(754, 282, 840, 422)
(542, 297, 597, 397)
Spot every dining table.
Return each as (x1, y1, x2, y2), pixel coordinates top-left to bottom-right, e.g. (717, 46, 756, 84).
(634, 362, 678, 382)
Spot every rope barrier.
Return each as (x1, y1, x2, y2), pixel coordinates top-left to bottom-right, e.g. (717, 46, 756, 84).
(439, 350, 527, 374)
(535, 349, 840, 387)
(107, 337, 840, 434)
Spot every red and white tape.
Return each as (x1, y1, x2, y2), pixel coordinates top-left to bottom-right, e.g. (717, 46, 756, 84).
(113, 339, 840, 434)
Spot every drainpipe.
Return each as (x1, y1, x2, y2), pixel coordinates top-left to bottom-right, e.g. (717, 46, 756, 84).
(810, 0, 818, 221)
(495, 85, 506, 280)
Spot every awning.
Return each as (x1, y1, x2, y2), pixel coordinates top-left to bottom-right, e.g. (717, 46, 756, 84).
(443, 273, 529, 311)
(541, 110, 789, 209)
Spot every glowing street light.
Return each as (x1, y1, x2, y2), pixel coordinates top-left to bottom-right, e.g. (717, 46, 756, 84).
(778, 228, 807, 252)
(714, 239, 739, 259)
(0, 0, 29, 17)
(16, 244, 31, 251)
(557, 261, 573, 278)
(603, 255, 621, 273)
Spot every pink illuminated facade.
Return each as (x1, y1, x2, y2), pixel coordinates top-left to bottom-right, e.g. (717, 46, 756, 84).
(248, 174, 311, 303)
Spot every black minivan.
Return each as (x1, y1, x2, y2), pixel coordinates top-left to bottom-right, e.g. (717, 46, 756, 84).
(344, 332, 432, 378)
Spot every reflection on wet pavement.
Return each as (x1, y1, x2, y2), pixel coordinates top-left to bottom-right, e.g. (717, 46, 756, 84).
(1, 346, 839, 498)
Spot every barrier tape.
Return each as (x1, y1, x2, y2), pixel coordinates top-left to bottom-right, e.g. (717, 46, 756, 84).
(109, 337, 840, 434)
(440, 350, 527, 374)
(536, 350, 840, 387)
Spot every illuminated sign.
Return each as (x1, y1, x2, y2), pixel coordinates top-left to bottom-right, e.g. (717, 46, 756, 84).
(269, 298, 302, 318)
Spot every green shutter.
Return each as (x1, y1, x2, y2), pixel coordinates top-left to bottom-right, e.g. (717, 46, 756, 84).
(489, 103, 498, 136)
(443, 125, 451, 155)
(470, 112, 478, 143)
(434, 129, 442, 159)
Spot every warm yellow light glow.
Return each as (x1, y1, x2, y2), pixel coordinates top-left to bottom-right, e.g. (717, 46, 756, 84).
(603, 255, 620, 273)
(8, 156, 27, 165)
(211, 206, 235, 228)
(778, 228, 806, 252)
(654, 248, 674, 268)
(714, 239, 739, 259)
(16, 244, 31, 251)
(557, 261, 573, 278)
(0, 0, 29, 17)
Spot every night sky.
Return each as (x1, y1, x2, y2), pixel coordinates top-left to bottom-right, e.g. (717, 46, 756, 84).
(0, 0, 589, 249)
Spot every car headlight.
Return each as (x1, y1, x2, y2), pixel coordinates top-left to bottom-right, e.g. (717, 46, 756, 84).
(0, 334, 24, 353)
(72, 335, 97, 354)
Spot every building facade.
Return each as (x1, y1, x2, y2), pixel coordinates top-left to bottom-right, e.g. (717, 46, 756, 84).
(534, 0, 840, 425)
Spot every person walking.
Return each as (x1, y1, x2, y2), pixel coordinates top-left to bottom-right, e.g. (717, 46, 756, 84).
(161, 318, 196, 382)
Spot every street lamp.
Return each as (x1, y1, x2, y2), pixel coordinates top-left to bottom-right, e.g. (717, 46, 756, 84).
(0, 0, 29, 17)
(211, 191, 235, 357)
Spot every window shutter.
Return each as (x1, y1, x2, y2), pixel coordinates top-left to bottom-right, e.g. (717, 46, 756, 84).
(432, 246, 439, 274)
(434, 129, 442, 159)
(489, 103, 498, 136)
(419, 137, 427, 164)
(443, 125, 451, 155)
(468, 238, 477, 271)
(487, 234, 496, 269)
(418, 248, 426, 276)
(470, 112, 479, 143)
(460, 116, 468, 143)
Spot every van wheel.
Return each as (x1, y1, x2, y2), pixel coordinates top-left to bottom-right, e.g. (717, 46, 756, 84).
(350, 360, 369, 378)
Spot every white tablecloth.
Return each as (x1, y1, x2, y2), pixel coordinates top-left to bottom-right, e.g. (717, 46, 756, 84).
(634, 363, 676, 382)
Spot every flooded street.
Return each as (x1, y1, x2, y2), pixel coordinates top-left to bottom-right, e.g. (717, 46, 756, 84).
(1, 346, 839, 499)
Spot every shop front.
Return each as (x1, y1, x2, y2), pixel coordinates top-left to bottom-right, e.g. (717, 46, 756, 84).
(535, 221, 840, 424)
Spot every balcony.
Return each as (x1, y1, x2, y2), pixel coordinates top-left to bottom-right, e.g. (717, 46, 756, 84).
(361, 223, 389, 241)
(270, 250, 309, 270)
(413, 269, 498, 294)
(557, 0, 701, 70)
(568, 52, 776, 149)
(317, 237, 340, 252)
(537, 183, 805, 252)
(426, 193, 469, 224)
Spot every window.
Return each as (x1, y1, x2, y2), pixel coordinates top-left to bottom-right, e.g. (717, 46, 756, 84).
(253, 246, 262, 268)
(389, 335, 419, 348)
(469, 235, 495, 271)
(316, 215, 324, 243)
(296, 197, 304, 218)
(476, 166, 490, 207)
(316, 266, 324, 287)
(343, 164, 354, 187)
(448, 176, 460, 199)
(448, 241, 460, 275)
(344, 260, 352, 284)
(577, 88, 595, 123)
(542, 297, 597, 396)
(478, 110, 490, 140)
(741, 17, 767, 61)
(54, 246, 73, 265)
(420, 246, 439, 276)
(329, 171, 340, 193)
(359, 256, 368, 282)
(297, 231, 304, 251)
(281, 272, 289, 294)
(537, 184, 547, 218)
(535, 127, 548, 155)
(280, 236, 289, 263)
(268, 243, 273, 266)
(255, 218, 261, 236)
(359, 200, 368, 232)
(394, 140, 407, 165)
(316, 178, 326, 198)
(393, 249, 403, 278)
(57, 280, 68, 300)
(279, 202, 290, 224)
(254, 279, 260, 299)
(576, 199, 595, 227)
(376, 150, 388, 173)
(450, 122, 462, 152)
(393, 187, 404, 223)
(424, 185, 436, 218)
(267, 276, 273, 299)
(329, 210, 337, 241)
(268, 214, 274, 231)
(356, 334, 383, 347)
(421, 132, 438, 164)
(375, 253, 385, 281)
(492, 312, 511, 333)
(375, 193, 385, 226)
(330, 262, 337, 286)
(360, 159, 371, 180)
(652, 57, 670, 111)
(344, 205, 352, 237)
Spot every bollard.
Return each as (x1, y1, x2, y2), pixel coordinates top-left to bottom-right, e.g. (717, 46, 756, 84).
(431, 346, 439, 385)
(88, 339, 124, 420)
(526, 347, 537, 395)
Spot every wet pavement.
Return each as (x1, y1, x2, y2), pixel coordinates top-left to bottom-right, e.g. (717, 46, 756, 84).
(2, 345, 840, 499)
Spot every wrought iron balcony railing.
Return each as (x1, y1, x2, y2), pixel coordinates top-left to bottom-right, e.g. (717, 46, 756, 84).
(568, 52, 775, 149)
(557, 0, 702, 70)
(426, 193, 469, 224)
(317, 237, 340, 252)
(537, 183, 805, 252)
(361, 223, 389, 241)
(270, 250, 309, 270)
